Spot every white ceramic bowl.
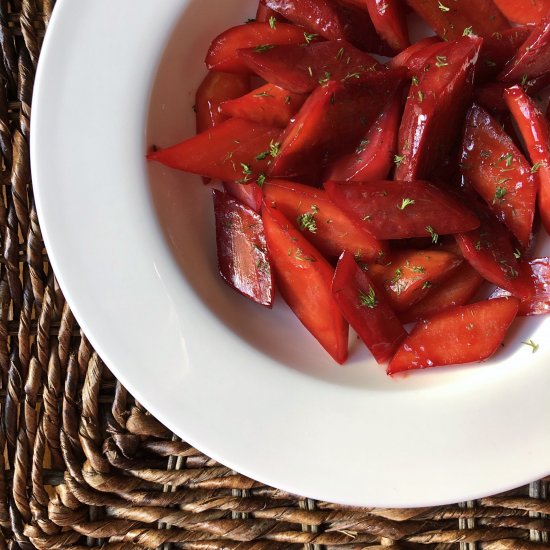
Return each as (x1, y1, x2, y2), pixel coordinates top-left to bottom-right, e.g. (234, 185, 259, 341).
(31, 0, 550, 506)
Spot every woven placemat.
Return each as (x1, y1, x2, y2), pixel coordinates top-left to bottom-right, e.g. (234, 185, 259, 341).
(2, 1, 550, 548)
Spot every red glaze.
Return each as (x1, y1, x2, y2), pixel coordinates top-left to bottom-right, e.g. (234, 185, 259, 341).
(220, 83, 307, 128)
(206, 23, 312, 73)
(342, 0, 409, 52)
(368, 249, 463, 312)
(237, 40, 383, 94)
(147, 118, 281, 183)
(492, 0, 550, 26)
(455, 208, 534, 299)
(324, 180, 479, 240)
(264, 0, 393, 54)
(223, 181, 264, 213)
(477, 27, 532, 83)
(387, 297, 520, 375)
(324, 89, 403, 182)
(213, 190, 274, 307)
(263, 179, 387, 262)
(490, 258, 550, 316)
(332, 251, 407, 364)
(505, 86, 550, 236)
(405, 0, 509, 41)
(461, 104, 536, 249)
(389, 37, 442, 73)
(499, 21, 550, 82)
(262, 203, 349, 363)
(400, 263, 484, 323)
(395, 36, 482, 181)
(269, 71, 405, 178)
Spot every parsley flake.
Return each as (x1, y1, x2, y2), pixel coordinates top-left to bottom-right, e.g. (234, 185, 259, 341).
(493, 186, 508, 203)
(438, 1, 450, 11)
(417, 90, 424, 102)
(521, 74, 529, 86)
(522, 339, 539, 353)
(398, 198, 415, 210)
(257, 173, 266, 187)
(319, 71, 331, 86)
(394, 154, 406, 167)
(435, 55, 448, 67)
(463, 26, 474, 36)
(532, 162, 542, 173)
(268, 16, 277, 29)
(359, 287, 378, 309)
(411, 76, 419, 86)
(255, 44, 275, 53)
(514, 249, 522, 260)
(425, 225, 439, 244)
(256, 151, 269, 161)
(422, 281, 433, 290)
(269, 140, 281, 157)
(297, 212, 317, 233)
(304, 32, 318, 44)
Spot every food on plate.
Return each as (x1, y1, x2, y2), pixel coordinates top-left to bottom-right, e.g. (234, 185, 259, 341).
(148, 0, 550, 374)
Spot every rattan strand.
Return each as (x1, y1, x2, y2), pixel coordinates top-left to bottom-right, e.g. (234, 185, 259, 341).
(0, 0, 549, 548)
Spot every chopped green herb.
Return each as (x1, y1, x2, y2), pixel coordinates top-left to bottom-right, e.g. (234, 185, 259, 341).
(256, 151, 269, 161)
(532, 162, 542, 173)
(268, 16, 277, 29)
(394, 154, 406, 167)
(422, 281, 433, 290)
(241, 163, 253, 176)
(269, 140, 281, 157)
(307, 66, 313, 77)
(294, 248, 316, 262)
(463, 26, 474, 36)
(514, 249, 522, 260)
(359, 287, 378, 309)
(356, 139, 370, 154)
(475, 240, 482, 250)
(501, 152, 513, 167)
(391, 268, 403, 285)
(522, 339, 539, 353)
(336, 47, 345, 60)
(257, 173, 266, 187)
(411, 76, 419, 86)
(362, 214, 371, 221)
(521, 74, 529, 86)
(344, 72, 361, 80)
(319, 71, 331, 86)
(438, 1, 450, 11)
(255, 44, 275, 53)
(435, 55, 448, 67)
(254, 91, 274, 97)
(284, 95, 292, 104)
(493, 186, 508, 203)
(304, 32, 318, 44)
(417, 90, 424, 102)
(398, 198, 415, 210)
(425, 225, 439, 244)
(297, 212, 317, 233)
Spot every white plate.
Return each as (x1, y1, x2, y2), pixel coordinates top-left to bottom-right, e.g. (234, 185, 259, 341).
(31, 0, 550, 507)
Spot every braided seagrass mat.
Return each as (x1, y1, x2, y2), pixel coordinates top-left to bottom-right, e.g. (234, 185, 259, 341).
(2, 1, 550, 548)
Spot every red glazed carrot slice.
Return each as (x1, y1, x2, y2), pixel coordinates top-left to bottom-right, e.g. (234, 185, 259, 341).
(368, 249, 463, 312)
(332, 251, 407, 364)
(220, 84, 307, 128)
(264, 0, 393, 54)
(237, 40, 383, 94)
(405, 0, 509, 41)
(387, 297, 520, 375)
(206, 22, 313, 73)
(213, 190, 274, 307)
(256, 0, 281, 22)
(324, 88, 403, 182)
(324, 180, 479, 240)
(461, 104, 536, 249)
(389, 36, 442, 73)
(504, 85, 550, 236)
(395, 36, 482, 181)
(343, 0, 410, 52)
(263, 179, 387, 262)
(147, 118, 281, 183)
(490, 258, 550, 316)
(499, 21, 550, 82)
(262, 203, 349, 363)
(400, 263, 484, 323)
(492, 0, 550, 26)
(455, 206, 534, 300)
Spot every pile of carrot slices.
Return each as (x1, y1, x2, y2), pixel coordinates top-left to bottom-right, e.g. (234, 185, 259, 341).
(149, 0, 550, 375)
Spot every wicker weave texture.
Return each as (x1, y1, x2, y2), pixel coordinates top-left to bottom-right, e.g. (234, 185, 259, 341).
(1, 0, 550, 548)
